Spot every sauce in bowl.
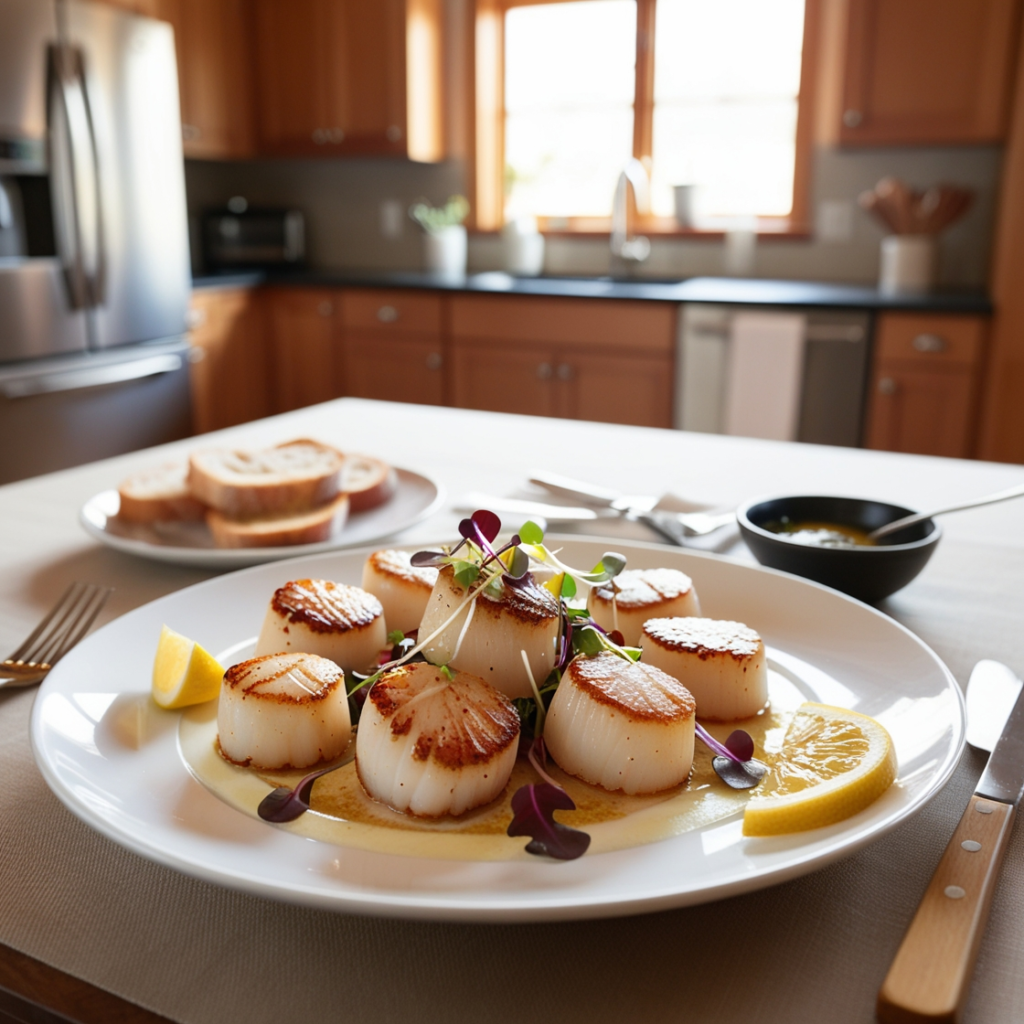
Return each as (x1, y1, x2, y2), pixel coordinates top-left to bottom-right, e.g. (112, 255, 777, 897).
(764, 519, 877, 549)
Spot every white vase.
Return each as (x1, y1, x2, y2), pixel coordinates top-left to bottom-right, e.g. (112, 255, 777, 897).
(879, 235, 936, 294)
(501, 217, 545, 276)
(423, 225, 467, 277)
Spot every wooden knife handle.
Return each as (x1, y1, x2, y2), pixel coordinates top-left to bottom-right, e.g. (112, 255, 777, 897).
(877, 795, 1015, 1024)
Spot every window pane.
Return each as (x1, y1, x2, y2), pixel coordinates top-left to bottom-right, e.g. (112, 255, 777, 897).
(652, 0, 805, 218)
(505, 1, 636, 219)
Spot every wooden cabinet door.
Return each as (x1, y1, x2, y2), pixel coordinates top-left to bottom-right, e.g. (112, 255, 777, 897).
(836, 0, 1020, 144)
(344, 336, 445, 405)
(162, 0, 255, 159)
(266, 289, 342, 413)
(556, 352, 674, 428)
(865, 366, 977, 458)
(450, 343, 559, 418)
(188, 289, 272, 434)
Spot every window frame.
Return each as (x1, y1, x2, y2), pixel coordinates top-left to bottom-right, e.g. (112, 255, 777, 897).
(468, 0, 819, 236)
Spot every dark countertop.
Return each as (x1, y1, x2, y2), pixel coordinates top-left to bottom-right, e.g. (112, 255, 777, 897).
(191, 269, 993, 313)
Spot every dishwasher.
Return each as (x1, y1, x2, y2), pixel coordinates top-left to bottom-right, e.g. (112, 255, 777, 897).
(674, 303, 872, 447)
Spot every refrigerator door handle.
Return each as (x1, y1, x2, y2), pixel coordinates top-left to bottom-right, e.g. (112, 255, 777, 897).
(1, 353, 183, 399)
(48, 44, 105, 310)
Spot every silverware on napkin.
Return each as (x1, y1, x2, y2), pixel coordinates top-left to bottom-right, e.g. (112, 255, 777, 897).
(877, 660, 1024, 1023)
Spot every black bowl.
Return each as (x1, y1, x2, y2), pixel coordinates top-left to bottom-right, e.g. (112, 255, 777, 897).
(737, 495, 941, 604)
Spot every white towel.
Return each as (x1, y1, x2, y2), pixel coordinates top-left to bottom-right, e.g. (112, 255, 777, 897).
(723, 312, 806, 441)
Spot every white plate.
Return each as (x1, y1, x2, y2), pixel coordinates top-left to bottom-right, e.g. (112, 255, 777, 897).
(78, 468, 444, 568)
(30, 538, 964, 922)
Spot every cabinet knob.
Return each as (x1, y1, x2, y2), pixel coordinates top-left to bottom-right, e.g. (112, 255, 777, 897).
(312, 128, 326, 144)
(912, 333, 947, 354)
(556, 363, 574, 381)
(843, 109, 863, 128)
(536, 362, 553, 380)
(181, 123, 200, 142)
(185, 307, 207, 329)
(878, 377, 897, 396)
(318, 301, 334, 317)
(377, 305, 399, 323)
(425, 352, 443, 371)
(386, 125, 403, 142)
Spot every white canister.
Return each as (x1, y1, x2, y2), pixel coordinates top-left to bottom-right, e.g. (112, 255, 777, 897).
(501, 217, 545, 276)
(423, 224, 467, 277)
(879, 235, 936, 294)
(672, 184, 697, 228)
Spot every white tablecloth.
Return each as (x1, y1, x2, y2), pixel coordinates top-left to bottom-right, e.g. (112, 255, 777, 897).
(2, 399, 1023, 1024)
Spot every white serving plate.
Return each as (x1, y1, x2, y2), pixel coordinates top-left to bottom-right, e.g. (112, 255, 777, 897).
(30, 538, 964, 922)
(78, 467, 444, 568)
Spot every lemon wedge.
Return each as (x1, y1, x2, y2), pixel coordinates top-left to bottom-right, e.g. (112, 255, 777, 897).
(742, 702, 897, 836)
(151, 625, 224, 709)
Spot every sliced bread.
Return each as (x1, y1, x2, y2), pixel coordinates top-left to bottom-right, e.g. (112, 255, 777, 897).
(189, 439, 345, 518)
(118, 463, 207, 523)
(340, 454, 397, 512)
(207, 493, 350, 549)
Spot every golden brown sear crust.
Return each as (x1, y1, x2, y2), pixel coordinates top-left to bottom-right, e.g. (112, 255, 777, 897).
(569, 651, 695, 723)
(270, 579, 383, 634)
(592, 568, 695, 610)
(642, 617, 762, 661)
(367, 664, 519, 769)
(223, 653, 343, 704)
(367, 549, 438, 590)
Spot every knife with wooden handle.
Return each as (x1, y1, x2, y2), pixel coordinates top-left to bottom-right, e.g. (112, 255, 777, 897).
(877, 663, 1024, 1024)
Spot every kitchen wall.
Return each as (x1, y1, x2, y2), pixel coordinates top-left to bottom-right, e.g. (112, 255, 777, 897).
(185, 140, 1001, 288)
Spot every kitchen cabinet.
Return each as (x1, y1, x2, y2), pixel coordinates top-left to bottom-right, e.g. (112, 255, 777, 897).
(157, 0, 256, 159)
(339, 290, 446, 405)
(818, 0, 1021, 144)
(265, 288, 343, 413)
(864, 313, 987, 458)
(253, 0, 443, 161)
(449, 296, 676, 427)
(187, 288, 273, 434)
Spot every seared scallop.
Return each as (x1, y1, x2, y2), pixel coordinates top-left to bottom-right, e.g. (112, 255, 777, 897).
(588, 568, 700, 647)
(640, 617, 768, 721)
(361, 549, 438, 635)
(356, 662, 520, 817)
(418, 566, 560, 699)
(217, 653, 351, 770)
(254, 579, 387, 674)
(545, 651, 695, 795)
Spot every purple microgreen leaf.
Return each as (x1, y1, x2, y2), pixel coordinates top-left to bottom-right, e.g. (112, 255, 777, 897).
(556, 614, 573, 671)
(695, 721, 740, 762)
(712, 756, 769, 790)
(471, 509, 502, 543)
(608, 629, 625, 647)
(507, 783, 591, 860)
(410, 550, 448, 567)
(725, 729, 755, 763)
(519, 520, 544, 544)
(258, 760, 347, 823)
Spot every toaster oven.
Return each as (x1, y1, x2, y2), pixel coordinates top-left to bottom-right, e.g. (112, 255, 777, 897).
(202, 206, 305, 271)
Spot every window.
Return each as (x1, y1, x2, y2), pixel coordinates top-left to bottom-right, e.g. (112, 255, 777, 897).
(475, 0, 814, 232)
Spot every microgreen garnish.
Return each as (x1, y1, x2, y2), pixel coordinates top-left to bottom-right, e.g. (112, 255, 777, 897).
(257, 755, 353, 823)
(695, 723, 766, 789)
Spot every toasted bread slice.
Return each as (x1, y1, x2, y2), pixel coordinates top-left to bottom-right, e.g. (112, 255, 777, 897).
(341, 454, 397, 512)
(117, 463, 207, 523)
(206, 493, 350, 549)
(189, 439, 344, 518)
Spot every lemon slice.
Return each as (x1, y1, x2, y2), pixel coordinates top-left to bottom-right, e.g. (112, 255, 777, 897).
(742, 702, 897, 836)
(151, 625, 224, 709)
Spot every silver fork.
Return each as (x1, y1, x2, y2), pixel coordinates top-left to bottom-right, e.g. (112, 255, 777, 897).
(1, 583, 113, 688)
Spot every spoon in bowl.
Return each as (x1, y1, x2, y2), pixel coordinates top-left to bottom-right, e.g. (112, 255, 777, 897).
(869, 482, 1024, 541)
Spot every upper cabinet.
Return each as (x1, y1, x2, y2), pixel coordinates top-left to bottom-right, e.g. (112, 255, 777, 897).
(253, 0, 443, 161)
(159, 0, 257, 159)
(818, 0, 1022, 145)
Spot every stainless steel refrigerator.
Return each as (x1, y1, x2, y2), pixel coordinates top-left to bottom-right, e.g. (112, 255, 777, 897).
(0, 0, 192, 484)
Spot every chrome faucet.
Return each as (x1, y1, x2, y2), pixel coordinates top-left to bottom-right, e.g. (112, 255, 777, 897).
(610, 158, 651, 275)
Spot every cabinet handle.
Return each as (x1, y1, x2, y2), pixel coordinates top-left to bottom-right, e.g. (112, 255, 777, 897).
(318, 301, 334, 317)
(181, 123, 200, 142)
(185, 307, 207, 329)
(556, 363, 574, 381)
(187, 346, 206, 363)
(537, 362, 553, 380)
(425, 352, 443, 371)
(843, 109, 863, 128)
(912, 333, 947, 354)
(878, 377, 897, 396)
(386, 125, 403, 142)
(377, 305, 399, 323)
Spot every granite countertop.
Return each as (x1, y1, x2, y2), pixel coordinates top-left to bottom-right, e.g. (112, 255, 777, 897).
(191, 268, 993, 313)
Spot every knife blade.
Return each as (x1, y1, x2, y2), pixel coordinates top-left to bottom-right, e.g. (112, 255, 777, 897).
(966, 659, 1023, 753)
(878, 661, 1024, 1024)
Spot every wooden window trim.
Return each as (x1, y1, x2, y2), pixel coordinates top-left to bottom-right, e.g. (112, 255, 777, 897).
(466, 0, 819, 237)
